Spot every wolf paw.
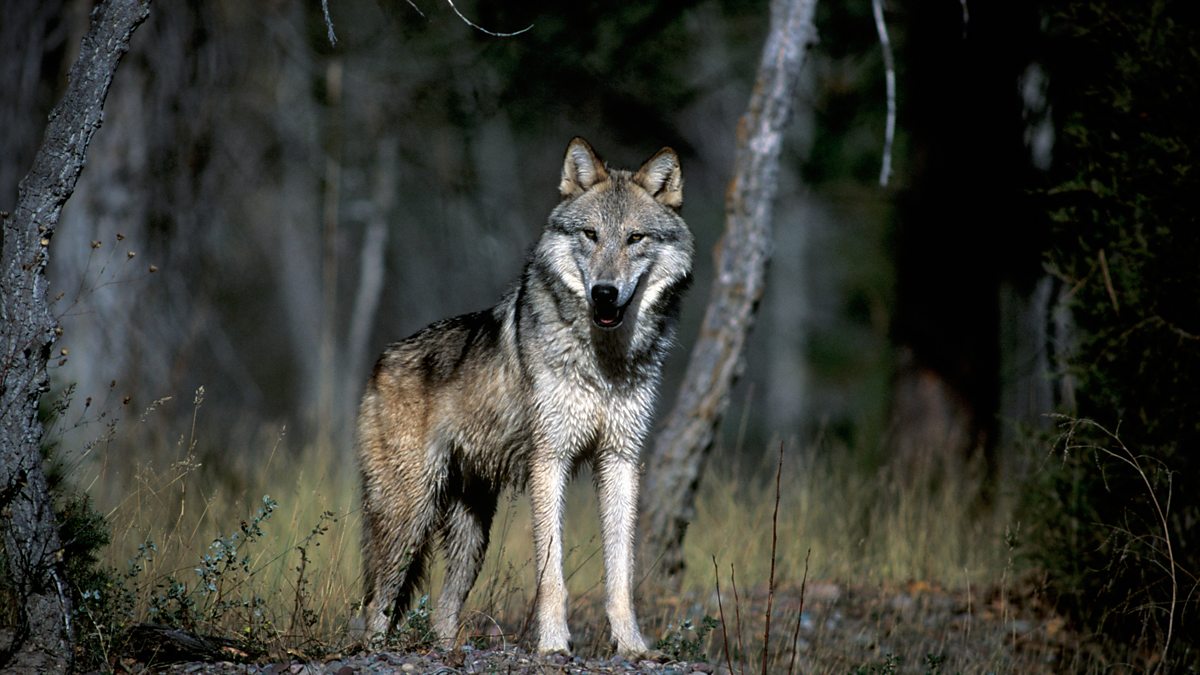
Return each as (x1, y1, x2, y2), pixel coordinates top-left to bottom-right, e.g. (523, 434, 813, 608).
(626, 647, 668, 662)
(614, 636, 661, 661)
(537, 635, 573, 656)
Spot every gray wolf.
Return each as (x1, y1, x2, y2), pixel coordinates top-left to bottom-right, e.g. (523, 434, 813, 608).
(356, 137, 694, 657)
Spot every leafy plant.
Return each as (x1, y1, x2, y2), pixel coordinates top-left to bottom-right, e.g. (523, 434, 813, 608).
(383, 593, 438, 652)
(656, 615, 719, 662)
(851, 652, 900, 675)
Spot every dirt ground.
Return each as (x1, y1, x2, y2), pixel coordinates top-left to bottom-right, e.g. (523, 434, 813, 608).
(111, 576, 1094, 674)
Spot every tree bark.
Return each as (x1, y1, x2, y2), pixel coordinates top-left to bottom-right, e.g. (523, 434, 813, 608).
(0, 0, 150, 669)
(639, 0, 818, 589)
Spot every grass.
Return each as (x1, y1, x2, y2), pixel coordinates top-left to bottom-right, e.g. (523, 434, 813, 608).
(50, 387, 1066, 671)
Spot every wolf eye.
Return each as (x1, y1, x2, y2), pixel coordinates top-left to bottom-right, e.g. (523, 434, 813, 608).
(627, 232, 645, 245)
(582, 229, 597, 241)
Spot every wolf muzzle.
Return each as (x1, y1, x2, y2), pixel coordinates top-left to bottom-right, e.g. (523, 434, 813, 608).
(590, 283, 629, 329)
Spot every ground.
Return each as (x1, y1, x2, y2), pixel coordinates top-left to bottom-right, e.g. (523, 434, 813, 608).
(104, 578, 1082, 674)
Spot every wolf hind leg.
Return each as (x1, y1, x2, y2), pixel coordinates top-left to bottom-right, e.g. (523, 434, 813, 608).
(366, 539, 432, 638)
(434, 484, 498, 645)
(362, 479, 442, 640)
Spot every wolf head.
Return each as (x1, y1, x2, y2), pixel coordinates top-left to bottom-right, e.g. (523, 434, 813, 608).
(540, 137, 694, 335)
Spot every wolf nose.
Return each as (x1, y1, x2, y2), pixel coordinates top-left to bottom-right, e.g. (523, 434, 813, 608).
(591, 283, 619, 306)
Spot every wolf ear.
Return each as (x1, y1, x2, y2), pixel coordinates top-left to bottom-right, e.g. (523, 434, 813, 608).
(559, 137, 609, 199)
(633, 147, 683, 209)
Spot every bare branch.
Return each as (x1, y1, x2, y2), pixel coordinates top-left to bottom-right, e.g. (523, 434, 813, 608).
(443, 0, 532, 37)
(321, 0, 338, 46)
(872, 0, 895, 187)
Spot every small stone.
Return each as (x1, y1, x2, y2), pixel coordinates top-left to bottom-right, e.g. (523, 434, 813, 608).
(692, 663, 715, 673)
(889, 593, 916, 613)
(401, 663, 416, 672)
(1010, 619, 1034, 634)
(806, 582, 843, 602)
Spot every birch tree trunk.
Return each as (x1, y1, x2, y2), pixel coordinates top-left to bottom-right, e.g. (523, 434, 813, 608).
(640, 0, 818, 588)
(0, 0, 150, 669)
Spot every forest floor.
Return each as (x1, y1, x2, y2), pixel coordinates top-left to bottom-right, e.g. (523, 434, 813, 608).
(113, 576, 1084, 674)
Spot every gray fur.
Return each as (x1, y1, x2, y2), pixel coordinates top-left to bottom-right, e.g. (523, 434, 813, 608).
(357, 137, 694, 657)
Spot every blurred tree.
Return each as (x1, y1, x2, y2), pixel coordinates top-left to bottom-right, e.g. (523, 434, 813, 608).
(0, 0, 68, 212)
(46, 0, 760, 456)
(0, 0, 149, 669)
(884, 0, 1044, 486)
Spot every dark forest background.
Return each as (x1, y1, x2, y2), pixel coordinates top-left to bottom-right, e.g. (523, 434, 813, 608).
(3, 0, 1198, 669)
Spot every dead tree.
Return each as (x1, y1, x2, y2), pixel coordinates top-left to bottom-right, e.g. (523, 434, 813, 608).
(0, 0, 150, 669)
(639, 0, 819, 589)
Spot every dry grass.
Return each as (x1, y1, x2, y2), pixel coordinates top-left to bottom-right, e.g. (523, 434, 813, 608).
(685, 446, 1013, 592)
(57, 389, 1066, 670)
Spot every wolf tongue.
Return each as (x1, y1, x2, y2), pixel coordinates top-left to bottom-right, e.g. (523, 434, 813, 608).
(595, 304, 621, 326)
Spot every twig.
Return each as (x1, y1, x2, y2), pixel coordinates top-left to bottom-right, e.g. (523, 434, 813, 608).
(713, 556, 736, 675)
(786, 549, 811, 675)
(760, 442, 784, 674)
(1097, 249, 1120, 315)
(1060, 417, 1176, 668)
(290, 544, 309, 636)
(872, 0, 896, 187)
(1089, 417, 1171, 662)
(443, 0, 532, 37)
(320, 0, 337, 46)
(404, 0, 426, 18)
(517, 545, 552, 646)
(730, 564, 747, 675)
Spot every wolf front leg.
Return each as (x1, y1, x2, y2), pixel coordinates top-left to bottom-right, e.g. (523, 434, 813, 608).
(528, 451, 572, 654)
(594, 452, 651, 657)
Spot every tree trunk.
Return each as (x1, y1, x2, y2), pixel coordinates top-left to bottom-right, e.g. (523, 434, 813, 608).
(0, 0, 150, 669)
(639, 0, 818, 589)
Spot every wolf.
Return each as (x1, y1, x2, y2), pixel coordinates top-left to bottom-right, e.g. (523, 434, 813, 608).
(356, 137, 694, 657)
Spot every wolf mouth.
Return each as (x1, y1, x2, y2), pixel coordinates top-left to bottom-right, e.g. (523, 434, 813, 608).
(592, 301, 628, 329)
